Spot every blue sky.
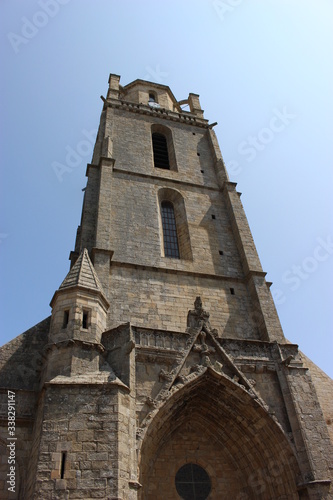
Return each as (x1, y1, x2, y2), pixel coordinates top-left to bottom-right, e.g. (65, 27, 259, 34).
(1, 0, 332, 377)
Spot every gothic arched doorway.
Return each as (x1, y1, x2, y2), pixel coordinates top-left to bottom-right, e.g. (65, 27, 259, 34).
(138, 369, 300, 499)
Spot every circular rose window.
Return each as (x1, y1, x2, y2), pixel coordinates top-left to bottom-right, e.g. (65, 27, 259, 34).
(175, 463, 211, 500)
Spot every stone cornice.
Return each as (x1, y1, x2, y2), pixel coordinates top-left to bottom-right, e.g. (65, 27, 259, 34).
(219, 338, 299, 350)
(86, 157, 114, 177)
(112, 166, 221, 192)
(221, 181, 238, 193)
(44, 375, 129, 390)
(44, 338, 105, 353)
(244, 270, 268, 282)
(86, 160, 223, 194)
(102, 97, 209, 128)
(109, 259, 245, 283)
(135, 345, 183, 365)
(50, 284, 110, 312)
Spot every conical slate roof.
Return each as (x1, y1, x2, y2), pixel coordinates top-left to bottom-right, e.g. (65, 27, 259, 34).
(59, 248, 105, 294)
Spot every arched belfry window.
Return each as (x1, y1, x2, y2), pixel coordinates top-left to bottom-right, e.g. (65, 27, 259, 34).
(152, 133, 170, 170)
(151, 124, 177, 171)
(161, 201, 180, 258)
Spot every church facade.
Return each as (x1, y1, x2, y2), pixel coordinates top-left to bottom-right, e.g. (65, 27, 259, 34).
(0, 74, 332, 499)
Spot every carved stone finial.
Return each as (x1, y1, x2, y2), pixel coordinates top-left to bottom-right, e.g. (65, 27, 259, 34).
(194, 296, 203, 312)
(187, 296, 218, 336)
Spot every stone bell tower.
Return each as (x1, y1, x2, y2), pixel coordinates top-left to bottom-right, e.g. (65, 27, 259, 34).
(0, 74, 332, 499)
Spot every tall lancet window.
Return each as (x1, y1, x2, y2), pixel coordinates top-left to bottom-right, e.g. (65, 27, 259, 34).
(161, 201, 180, 258)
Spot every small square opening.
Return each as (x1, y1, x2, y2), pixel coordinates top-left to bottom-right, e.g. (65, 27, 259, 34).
(219, 250, 224, 256)
(230, 288, 235, 295)
(149, 92, 157, 103)
(211, 214, 216, 220)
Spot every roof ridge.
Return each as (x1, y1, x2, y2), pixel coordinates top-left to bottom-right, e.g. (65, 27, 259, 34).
(76, 249, 85, 287)
(83, 248, 103, 290)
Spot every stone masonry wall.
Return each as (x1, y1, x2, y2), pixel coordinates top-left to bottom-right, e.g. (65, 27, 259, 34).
(0, 319, 50, 498)
(111, 111, 216, 186)
(302, 355, 333, 444)
(107, 172, 244, 278)
(107, 264, 259, 340)
(29, 383, 131, 500)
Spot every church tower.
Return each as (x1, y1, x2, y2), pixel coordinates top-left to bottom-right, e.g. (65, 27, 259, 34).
(0, 74, 332, 499)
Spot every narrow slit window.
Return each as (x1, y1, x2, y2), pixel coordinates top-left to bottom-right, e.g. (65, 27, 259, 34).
(60, 452, 66, 479)
(82, 310, 89, 329)
(152, 133, 170, 169)
(161, 201, 180, 258)
(62, 310, 69, 329)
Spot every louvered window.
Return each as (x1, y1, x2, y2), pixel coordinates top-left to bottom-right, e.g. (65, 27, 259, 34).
(161, 201, 180, 258)
(152, 133, 170, 169)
